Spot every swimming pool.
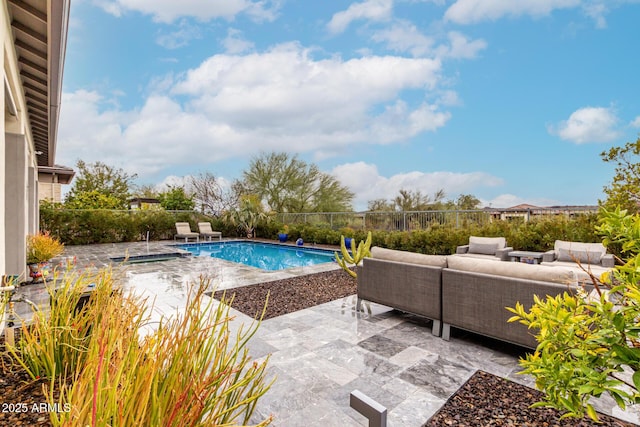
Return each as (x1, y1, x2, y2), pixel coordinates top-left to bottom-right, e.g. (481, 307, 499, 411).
(176, 241, 336, 271)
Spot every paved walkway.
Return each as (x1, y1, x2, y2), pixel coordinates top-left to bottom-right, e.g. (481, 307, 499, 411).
(11, 240, 640, 426)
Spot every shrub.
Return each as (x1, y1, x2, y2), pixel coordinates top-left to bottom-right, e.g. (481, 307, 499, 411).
(506, 208, 640, 421)
(7, 270, 273, 426)
(26, 232, 64, 264)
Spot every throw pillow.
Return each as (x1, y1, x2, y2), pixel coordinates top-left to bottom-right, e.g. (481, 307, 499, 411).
(468, 242, 499, 255)
(557, 248, 602, 265)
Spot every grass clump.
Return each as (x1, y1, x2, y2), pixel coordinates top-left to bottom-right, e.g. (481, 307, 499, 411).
(6, 270, 273, 426)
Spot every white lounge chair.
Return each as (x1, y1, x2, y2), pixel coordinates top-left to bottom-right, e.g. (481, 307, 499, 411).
(198, 222, 222, 241)
(174, 222, 199, 242)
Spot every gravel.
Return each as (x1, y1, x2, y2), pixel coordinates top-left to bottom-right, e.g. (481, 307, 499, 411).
(424, 370, 637, 427)
(211, 268, 356, 319)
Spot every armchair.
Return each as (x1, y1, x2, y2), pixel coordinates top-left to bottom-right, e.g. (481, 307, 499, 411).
(542, 240, 615, 280)
(455, 236, 513, 261)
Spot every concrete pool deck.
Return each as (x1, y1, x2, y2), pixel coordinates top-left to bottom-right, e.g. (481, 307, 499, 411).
(10, 240, 640, 426)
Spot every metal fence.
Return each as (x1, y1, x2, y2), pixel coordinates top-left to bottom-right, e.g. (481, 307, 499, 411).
(274, 207, 599, 232)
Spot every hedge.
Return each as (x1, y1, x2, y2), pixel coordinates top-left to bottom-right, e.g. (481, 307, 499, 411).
(40, 208, 602, 255)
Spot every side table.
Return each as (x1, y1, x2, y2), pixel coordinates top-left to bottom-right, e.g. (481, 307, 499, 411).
(508, 251, 544, 264)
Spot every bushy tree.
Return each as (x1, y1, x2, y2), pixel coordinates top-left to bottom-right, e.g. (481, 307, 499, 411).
(65, 160, 137, 209)
(157, 186, 195, 211)
(601, 137, 640, 213)
(456, 194, 482, 210)
(508, 207, 640, 421)
(241, 152, 354, 213)
(64, 190, 123, 210)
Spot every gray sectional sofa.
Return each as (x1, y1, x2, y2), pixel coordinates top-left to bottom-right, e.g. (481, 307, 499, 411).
(358, 247, 446, 336)
(357, 246, 588, 349)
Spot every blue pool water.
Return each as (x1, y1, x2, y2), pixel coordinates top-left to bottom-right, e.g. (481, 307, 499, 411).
(176, 241, 336, 271)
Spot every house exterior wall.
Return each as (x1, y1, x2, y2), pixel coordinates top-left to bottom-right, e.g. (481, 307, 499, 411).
(2, 3, 40, 281)
(38, 172, 63, 202)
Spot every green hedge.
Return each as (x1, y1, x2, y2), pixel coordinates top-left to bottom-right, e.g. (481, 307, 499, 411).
(275, 213, 601, 255)
(41, 208, 602, 255)
(40, 209, 227, 245)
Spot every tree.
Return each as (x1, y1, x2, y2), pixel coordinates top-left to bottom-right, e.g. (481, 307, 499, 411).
(392, 189, 444, 211)
(601, 137, 640, 213)
(64, 190, 124, 209)
(507, 207, 640, 421)
(241, 152, 354, 213)
(65, 160, 137, 209)
(187, 172, 238, 216)
(133, 184, 159, 199)
(158, 186, 195, 211)
(367, 199, 394, 211)
(456, 194, 481, 210)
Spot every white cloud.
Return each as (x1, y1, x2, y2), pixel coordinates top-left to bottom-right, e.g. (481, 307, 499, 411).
(444, 0, 580, 24)
(371, 23, 486, 61)
(95, 0, 279, 23)
(155, 20, 201, 49)
(371, 21, 435, 57)
(550, 106, 621, 144)
(58, 44, 451, 179)
(327, 0, 393, 34)
(331, 162, 503, 210)
(443, 0, 624, 28)
(631, 116, 640, 128)
(222, 28, 255, 54)
(437, 31, 487, 59)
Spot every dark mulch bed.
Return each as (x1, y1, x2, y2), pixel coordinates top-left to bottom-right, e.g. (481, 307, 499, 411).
(211, 268, 356, 319)
(425, 370, 637, 427)
(0, 334, 57, 427)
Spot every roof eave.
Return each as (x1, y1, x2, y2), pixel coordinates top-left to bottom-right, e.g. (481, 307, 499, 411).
(46, 0, 70, 167)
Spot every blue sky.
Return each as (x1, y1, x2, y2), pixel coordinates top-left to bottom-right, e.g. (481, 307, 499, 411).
(57, 0, 640, 210)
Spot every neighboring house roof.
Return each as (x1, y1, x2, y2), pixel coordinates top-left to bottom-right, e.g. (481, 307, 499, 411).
(6, 0, 70, 167)
(38, 164, 75, 184)
(129, 198, 161, 204)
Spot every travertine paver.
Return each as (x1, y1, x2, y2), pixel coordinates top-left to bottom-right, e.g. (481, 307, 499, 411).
(10, 240, 640, 426)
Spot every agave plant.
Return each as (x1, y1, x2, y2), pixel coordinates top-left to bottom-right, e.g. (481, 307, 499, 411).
(223, 195, 271, 238)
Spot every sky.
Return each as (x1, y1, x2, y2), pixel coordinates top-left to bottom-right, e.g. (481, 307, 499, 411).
(56, 0, 640, 211)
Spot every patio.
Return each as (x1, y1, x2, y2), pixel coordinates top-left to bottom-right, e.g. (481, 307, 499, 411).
(11, 240, 640, 426)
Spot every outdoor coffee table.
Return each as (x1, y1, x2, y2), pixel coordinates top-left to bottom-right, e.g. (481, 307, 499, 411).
(508, 251, 544, 264)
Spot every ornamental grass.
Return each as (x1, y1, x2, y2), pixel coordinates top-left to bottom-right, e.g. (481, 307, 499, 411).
(6, 269, 273, 427)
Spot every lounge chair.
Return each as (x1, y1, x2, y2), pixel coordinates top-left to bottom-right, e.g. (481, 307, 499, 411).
(174, 222, 199, 242)
(198, 222, 222, 241)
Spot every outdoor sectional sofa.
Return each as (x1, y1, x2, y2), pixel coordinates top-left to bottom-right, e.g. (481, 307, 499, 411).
(357, 246, 587, 349)
(358, 247, 447, 336)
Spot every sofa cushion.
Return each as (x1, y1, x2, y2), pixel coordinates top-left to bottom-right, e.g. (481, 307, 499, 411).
(468, 236, 506, 254)
(371, 246, 448, 268)
(544, 261, 611, 282)
(554, 240, 605, 259)
(446, 255, 576, 284)
(557, 248, 603, 265)
(468, 242, 499, 255)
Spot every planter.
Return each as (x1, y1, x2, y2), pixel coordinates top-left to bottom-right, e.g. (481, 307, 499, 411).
(278, 233, 288, 243)
(344, 237, 354, 249)
(28, 261, 52, 283)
